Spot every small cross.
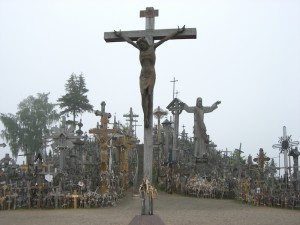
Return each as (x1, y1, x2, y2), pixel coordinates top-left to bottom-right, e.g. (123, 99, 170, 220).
(95, 101, 111, 130)
(123, 107, 139, 135)
(235, 143, 244, 156)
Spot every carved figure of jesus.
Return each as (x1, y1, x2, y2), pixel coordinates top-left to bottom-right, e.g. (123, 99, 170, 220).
(183, 97, 221, 158)
(114, 26, 185, 128)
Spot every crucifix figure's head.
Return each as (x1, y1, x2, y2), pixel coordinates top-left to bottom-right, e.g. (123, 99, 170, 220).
(196, 97, 203, 108)
(137, 37, 149, 51)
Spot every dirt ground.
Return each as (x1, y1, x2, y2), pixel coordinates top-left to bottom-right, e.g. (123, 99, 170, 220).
(0, 190, 299, 225)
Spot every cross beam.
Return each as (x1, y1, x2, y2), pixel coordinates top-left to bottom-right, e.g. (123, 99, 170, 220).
(104, 28, 196, 42)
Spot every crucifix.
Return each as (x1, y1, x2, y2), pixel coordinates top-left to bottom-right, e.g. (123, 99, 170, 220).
(104, 7, 196, 181)
(89, 101, 118, 193)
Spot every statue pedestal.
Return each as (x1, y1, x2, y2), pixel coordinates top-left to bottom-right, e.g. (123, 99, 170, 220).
(140, 191, 153, 215)
(128, 215, 166, 225)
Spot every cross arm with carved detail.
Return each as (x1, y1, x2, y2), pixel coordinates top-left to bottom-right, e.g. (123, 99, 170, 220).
(104, 28, 196, 43)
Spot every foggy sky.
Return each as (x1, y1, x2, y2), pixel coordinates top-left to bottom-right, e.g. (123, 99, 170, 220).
(0, 0, 299, 170)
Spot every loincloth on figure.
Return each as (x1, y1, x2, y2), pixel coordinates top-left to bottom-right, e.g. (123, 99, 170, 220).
(139, 75, 155, 94)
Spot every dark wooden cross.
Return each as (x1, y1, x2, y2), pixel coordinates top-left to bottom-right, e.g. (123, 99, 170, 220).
(104, 7, 196, 182)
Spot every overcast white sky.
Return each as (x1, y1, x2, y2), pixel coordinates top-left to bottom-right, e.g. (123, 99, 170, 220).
(0, 0, 299, 168)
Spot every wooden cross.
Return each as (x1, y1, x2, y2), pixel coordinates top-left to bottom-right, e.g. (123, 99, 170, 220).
(170, 77, 178, 100)
(220, 148, 232, 157)
(123, 107, 139, 136)
(104, 7, 196, 182)
(133, 119, 142, 139)
(253, 148, 270, 169)
(235, 143, 244, 179)
(89, 101, 118, 193)
(71, 190, 80, 209)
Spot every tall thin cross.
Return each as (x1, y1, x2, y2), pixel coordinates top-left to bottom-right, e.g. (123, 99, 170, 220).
(220, 148, 232, 157)
(167, 98, 185, 159)
(133, 119, 142, 139)
(104, 7, 197, 181)
(153, 106, 168, 144)
(170, 77, 178, 100)
(235, 143, 244, 179)
(89, 101, 118, 193)
(123, 107, 139, 136)
(272, 126, 299, 180)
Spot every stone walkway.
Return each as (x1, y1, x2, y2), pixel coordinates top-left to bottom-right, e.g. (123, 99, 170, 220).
(0, 190, 299, 225)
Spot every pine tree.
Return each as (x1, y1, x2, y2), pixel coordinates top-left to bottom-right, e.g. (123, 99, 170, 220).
(57, 73, 93, 126)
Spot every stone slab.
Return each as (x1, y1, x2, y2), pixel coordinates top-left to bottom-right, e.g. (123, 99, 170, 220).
(128, 215, 166, 225)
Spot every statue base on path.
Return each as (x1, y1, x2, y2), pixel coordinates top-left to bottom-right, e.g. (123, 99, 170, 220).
(139, 178, 157, 215)
(128, 215, 166, 225)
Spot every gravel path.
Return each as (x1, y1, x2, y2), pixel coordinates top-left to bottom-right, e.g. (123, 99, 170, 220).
(0, 190, 299, 225)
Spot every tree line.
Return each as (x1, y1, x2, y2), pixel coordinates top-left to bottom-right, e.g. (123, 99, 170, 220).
(0, 73, 93, 158)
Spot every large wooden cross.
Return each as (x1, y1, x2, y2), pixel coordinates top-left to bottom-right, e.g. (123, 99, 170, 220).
(104, 7, 196, 181)
(89, 101, 118, 193)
